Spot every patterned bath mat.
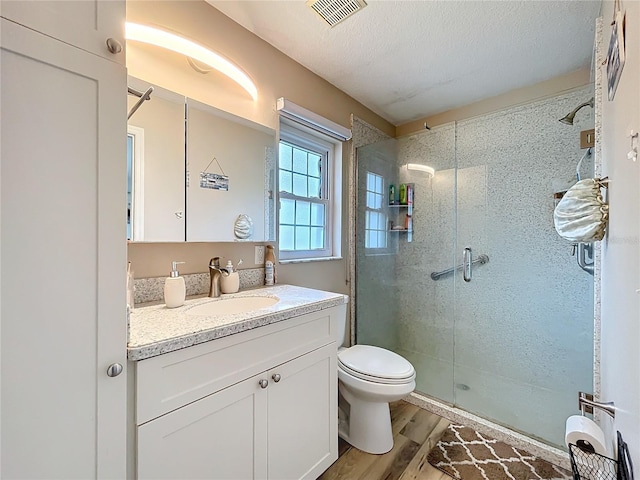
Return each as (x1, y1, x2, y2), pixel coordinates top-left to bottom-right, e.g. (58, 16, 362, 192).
(427, 424, 572, 480)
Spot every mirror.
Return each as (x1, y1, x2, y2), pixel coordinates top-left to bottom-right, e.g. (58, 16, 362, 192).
(186, 99, 276, 242)
(127, 80, 185, 241)
(127, 77, 276, 242)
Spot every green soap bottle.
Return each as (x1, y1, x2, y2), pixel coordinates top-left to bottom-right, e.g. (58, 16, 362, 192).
(399, 184, 407, 204)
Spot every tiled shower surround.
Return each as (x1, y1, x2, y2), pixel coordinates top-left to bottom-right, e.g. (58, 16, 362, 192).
(356, 86, 595, 449)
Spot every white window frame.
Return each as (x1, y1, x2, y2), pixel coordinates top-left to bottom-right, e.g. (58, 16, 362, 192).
(364, 171, 389, 252)
(278, 121, 342, 262)
(127, 125, 145, 241)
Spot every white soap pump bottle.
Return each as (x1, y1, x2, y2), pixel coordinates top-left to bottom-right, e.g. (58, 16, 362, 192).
(164, 261, 186, 308)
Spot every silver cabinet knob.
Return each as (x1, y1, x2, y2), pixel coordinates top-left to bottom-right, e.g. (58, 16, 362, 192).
(107, 363, 123, 377)
(272, 374, 281, 383)
(106, 38, 123, 54)
(258, 379, 269, 389)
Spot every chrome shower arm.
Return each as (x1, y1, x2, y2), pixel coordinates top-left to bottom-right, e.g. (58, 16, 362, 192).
(127, 86, 154, 120)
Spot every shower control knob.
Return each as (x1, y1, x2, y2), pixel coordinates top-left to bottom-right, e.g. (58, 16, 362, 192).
(106, 38, 123, 55)
(272, 374, 281, 383)
(258, 379, 268, 389)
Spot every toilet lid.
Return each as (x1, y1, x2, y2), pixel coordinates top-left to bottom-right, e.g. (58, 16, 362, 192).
(338, 345, 415, 384)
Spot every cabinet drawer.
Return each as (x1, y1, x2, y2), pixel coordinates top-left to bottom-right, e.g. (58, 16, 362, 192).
(135, 307, 339, 425)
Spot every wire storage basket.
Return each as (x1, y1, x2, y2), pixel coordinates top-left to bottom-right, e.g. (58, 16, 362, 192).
(569, 444, 618, 480)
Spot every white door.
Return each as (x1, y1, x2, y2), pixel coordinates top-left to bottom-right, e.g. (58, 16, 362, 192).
(0, 0, 125, 64)
(137, 373, 269, 480)
(267, 344, 338, 480)
(0, 18, 127, 478)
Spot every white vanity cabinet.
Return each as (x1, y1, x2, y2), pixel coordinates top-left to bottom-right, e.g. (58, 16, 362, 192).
(134, 306, 341, 480)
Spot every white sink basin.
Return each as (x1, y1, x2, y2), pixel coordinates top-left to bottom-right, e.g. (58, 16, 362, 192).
(187, 296, 279, 316)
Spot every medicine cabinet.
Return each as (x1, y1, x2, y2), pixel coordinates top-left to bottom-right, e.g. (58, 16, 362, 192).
(127, 77, 276, 243)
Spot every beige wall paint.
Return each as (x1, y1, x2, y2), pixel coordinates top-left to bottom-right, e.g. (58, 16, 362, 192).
(396, 67, 591, 136)
(126, 0, 393, 295)
(129, 242, 259, 276)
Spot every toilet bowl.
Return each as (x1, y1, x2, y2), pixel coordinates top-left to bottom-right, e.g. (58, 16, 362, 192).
(337, 344, 416, 454)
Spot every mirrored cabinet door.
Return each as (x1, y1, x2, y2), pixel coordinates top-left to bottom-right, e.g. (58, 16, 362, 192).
(126, 77, 276, 243)
(186, 98, 276, 242)
(127, 79, 186, 241)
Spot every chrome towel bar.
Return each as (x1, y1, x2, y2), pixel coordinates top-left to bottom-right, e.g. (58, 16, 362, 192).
(431, 254, 489, 281)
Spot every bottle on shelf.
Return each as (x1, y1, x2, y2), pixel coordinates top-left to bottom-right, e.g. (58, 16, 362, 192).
(389, 184, 395, 205)
(404, 213, 412, 230)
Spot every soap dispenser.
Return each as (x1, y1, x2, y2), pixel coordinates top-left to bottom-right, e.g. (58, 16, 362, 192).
(164, 261, 186, 308)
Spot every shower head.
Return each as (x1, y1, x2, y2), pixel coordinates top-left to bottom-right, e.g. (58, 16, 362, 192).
(559, 97, 594, 125)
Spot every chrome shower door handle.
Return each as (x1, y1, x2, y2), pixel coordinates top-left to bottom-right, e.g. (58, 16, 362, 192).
(463, 247, 472, 282)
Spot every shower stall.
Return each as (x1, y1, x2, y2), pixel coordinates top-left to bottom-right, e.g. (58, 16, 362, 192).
(354, 87, 595, 449)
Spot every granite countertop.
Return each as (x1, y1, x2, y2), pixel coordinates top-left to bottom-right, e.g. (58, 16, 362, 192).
(128, 284, 348, 361)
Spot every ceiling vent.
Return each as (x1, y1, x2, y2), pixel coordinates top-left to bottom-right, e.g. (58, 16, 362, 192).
(307, 0, 367, 27)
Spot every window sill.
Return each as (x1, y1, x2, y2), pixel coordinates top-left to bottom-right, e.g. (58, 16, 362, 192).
(279, 256, 343, 265)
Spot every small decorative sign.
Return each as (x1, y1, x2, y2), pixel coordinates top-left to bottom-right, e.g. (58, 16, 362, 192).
(199, 156, 229, 191)
(199, 172, 229, 191)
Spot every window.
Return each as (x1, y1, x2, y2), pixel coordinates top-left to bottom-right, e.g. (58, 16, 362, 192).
(127, 125, 145, 241)
(278, 124, 341, 261)
(365, 172, 388, 250)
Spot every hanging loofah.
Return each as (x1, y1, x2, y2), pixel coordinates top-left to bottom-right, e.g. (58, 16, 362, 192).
(554, 178, 609, 242)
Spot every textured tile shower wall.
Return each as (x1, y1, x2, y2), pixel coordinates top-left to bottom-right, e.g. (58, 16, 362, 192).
(352, 118, 397, 350)
(395, 87, 595, 448)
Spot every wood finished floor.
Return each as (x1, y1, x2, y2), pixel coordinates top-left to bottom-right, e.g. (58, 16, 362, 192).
(318, 401, 453, 480)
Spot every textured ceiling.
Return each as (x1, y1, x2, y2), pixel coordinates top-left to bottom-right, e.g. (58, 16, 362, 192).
(207, 0, 601, 126)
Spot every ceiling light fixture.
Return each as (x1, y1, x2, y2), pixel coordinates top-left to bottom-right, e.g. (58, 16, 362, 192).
(407, 163, 435, 177)
(125, 22, 258, 101)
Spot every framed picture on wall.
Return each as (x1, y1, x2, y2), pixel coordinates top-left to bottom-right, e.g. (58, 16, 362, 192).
(606, 10, 625, 101)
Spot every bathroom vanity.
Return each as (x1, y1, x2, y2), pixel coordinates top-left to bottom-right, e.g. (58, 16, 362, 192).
(128, 285, 347, 480)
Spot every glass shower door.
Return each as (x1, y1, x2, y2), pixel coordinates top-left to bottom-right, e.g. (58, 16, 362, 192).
(354, 87, 594, 449)
(356, 125, 458, 404)
(451, 96, 594, 447)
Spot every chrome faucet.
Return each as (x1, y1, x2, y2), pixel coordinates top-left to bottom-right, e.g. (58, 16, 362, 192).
(208, 257, 230, 297)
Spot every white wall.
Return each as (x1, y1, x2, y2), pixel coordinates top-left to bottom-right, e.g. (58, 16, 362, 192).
(600, 0, 640, 468)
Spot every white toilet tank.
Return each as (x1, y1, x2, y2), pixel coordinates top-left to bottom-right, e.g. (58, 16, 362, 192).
(335, 303, 348, 346)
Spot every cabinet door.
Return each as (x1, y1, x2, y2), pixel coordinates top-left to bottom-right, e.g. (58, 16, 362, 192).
(0, 18, 127, 479)
(267, 343, 338, 480)
(138, 373, 269, 480)
(0, 0, 125, 64)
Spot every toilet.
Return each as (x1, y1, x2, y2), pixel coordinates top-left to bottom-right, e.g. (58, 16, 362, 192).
(337, 313, 416, 454)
